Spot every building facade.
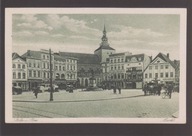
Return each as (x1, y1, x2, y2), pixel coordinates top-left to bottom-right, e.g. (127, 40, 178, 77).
(143, 53, 176, 84)
(12, 53, 28, 91)
(125, 54, 151, 89)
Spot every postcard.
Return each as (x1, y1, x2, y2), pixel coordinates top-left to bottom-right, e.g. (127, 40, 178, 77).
(5, 8, 186, 123)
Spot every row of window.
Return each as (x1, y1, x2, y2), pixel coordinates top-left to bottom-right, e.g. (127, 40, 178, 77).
(111, 73, 125, 79)
(12, 64, 26, 69)
(149, 65, 169, 70)
(29, 70, 41, 78)
(145, 72, 174, 78)
(110, 65, 124, 70)
(13, 72, 26, 79)
(110, 58, 124, 63)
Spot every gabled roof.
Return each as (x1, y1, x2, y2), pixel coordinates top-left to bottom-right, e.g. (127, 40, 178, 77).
(21, 50, 41, 60)
(59, 52, 100, 64)
(94, 45, 115, 52)
(12, 52, 25, 61)
(144, 52, 176, 72)
(155, 53, 176, 69)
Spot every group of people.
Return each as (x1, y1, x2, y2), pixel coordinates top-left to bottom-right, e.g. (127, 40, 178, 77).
(142, 82, 174, 99)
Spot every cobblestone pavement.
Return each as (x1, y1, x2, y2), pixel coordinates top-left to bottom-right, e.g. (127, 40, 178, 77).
(13, 89, 179, 118)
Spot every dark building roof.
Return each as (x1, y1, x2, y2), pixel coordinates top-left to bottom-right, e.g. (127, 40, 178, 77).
(59, 52, 100, 64)
(54, 53, 78, 61)
(12, 52, 25, 61)
(94, 45, 115, 52)
(22, 50, 41, 60)
(155, 53, 176, 69)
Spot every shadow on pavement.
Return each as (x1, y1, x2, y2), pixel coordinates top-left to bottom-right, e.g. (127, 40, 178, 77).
(13, 94, 146, 103)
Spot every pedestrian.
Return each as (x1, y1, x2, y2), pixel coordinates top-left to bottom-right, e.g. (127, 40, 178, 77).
(113, 84, 116, 94)
(33, 87, 38, 98)
(167, 83, 173, 99)
(118, 83, 121, 94)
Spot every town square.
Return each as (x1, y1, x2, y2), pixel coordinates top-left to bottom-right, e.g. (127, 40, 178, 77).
(9, 9, 184, 121)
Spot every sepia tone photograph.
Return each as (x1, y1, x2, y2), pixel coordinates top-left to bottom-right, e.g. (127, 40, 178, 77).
(5, 8, 186, 123)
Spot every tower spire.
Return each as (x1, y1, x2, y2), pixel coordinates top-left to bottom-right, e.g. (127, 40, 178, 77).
(101, 24, 108, 46)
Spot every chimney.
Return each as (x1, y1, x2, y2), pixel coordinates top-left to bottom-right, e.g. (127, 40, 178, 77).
(167, 53, 169, 58)
(27, 50, 31, 56)
(149, 56, 152, 62)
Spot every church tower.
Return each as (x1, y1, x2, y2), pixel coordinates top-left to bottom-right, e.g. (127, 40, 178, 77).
(94, 25, 115, 63)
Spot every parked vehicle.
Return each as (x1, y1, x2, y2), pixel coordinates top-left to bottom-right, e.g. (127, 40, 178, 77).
(42, 84, 59, 92)
(66, 84, 74, 93)
(12, 86, 22, 95)
(35, 86, 46, 93)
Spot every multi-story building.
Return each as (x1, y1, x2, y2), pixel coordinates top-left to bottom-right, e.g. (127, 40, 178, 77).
(125, 54, 151, 89)
(40, 49, 55, 85)
(143, 53, 177, 84)
(107, 52, 132, 88)
(22, 50, 43, 90)
(54, 53, 78, 88)
(12, 53, 28, 91)
(59, 52, 101, 88)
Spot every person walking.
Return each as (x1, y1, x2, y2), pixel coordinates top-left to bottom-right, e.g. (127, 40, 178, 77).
(113, 84, 117, 94)
(167, 83, 173, 99)
(118, 83, 121, 94)
(33, 87, 38, 98)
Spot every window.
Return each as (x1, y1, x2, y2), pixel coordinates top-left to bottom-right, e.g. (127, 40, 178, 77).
(61, 74, 65, 79)
(33, 63, 36, 67)
(43, 55, 45, 59)
(70, 66, 72, 70)
(38, 71, 40, 77)
(63, 66, 65, 71)
(170, 72, 173, 77)
(122, 74, 124, 79)
(118, 74, 120, 79)
(29, 70, 32, 77)
(47, 73, 49, 78)
(155, 65, 158, 69)
(18, 64, 21, 68)
(166, 72, 169, 77)
(13, 64, 16, 68)
(22, 65, 25, 69)
(149, 73, 152, 78)
(56, 66, 58, 70)
(59, 66, 61, 71)
(160, 73, 163, 78)
(73, 66, 75, 70)
(18, 72, 21, 79)
(145, 74, 148, 78)
(121, 58, 123, 62)
(149, 66, 152, 70)
(13, 72, 16, 79)
(118, 59, 120, 62)
(34, 71, 36, 77)
(155, 73, 158, 78)
(114, 66, 116, 70)
(114, 59, 116, 63)
(44, 72, 46, 78)
(23, 73, 26, 79)
(43, 63, 46, 69)
(29, 63, 31, 67)
(114, 74, 117, 79)
(118, 66, 120, 70)
(165, 65, 169, 69)
(111, 66, 113, 70)
(122, 65, 124, 70)
(161, 65, 164, 69)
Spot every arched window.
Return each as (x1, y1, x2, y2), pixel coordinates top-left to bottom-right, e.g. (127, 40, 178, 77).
(23, 73, 26, 79)
(56, 73, 60, 79)
(13, 72, 16, 79)
(61, 74, 65, 79)
(13, 64, 16, 68)
(18, 72, 21, 79)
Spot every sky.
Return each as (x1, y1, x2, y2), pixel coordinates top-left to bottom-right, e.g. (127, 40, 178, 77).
(12, 14, 180, 60)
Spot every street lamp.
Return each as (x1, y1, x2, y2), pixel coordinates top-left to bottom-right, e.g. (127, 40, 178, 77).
(49, 49, 53, 101)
